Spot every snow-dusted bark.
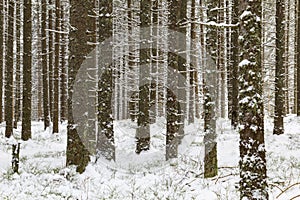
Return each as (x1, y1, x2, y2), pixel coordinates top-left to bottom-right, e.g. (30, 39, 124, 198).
(96, 0, 115, 161)
(273, 0, 285, 135)
(238, 0, 268, 199)
(0, 0, 3, 123)
(136, 0, 151, 154)
(297, 0, 300, 116)
(67, 0, 95, 173)
(41, 0, 50, 130)
(204, 0, 218, 178)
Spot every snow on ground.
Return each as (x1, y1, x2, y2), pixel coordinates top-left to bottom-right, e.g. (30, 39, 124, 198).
(0, 116, 300, 199)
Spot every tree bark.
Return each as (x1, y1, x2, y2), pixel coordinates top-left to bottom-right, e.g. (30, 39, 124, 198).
(238, 0, 268, 198)
(5, 0, 14, 138)
(0, 0, 3, 123)
(136, 0, 151, 154)
(67, 0, 97, 172)
(22, 0, 32, 141)
(297, 2, 300, 116)
(274, 0, 285, 135)
(53, 0, 60, 134)
(42, 0, 50, 130)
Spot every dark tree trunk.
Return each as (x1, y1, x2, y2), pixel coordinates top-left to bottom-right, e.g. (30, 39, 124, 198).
(60, 1, 67, 121)
(5, 0, 14, 138)
(274, 0, 285, 135)
(53, 0, 60, 134)
(238, 0, 268, 198)
(136, 0, 151, 154)
(204, 0, 218, 178)
(22, 0, 32, 141)
(96, 0, 115, 161)
(42, 0, 50, 130)
(67, 0, 97, 173)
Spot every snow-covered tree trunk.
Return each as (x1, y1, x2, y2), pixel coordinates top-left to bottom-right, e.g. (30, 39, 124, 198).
(297, 0, 300, 116)
(273, 0, 285, 135)
(238, 0, 268, 198)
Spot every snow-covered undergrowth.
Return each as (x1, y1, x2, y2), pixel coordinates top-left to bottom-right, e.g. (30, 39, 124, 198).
(0, 116, 299, 199)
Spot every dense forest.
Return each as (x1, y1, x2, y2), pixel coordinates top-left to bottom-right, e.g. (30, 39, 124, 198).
(0, 0, 300, 199)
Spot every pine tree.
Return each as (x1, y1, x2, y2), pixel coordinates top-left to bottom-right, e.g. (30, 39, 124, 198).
(273, 0, 285, 135)
(22, 0, 32, 141)
(53, 0, 60, 134)
(204, 0, 218, 178)
(239, 0, 268, 198)
(297, 0, 300, 116)
(5, 0, 14, 138)
(0, 0, 3, 123)
(66, 0, 96, 173)
(96, 0, 115, 161)
(42, 0, 50, 130)
(14, 1, 21, 129)
(136, 0, 151, 154)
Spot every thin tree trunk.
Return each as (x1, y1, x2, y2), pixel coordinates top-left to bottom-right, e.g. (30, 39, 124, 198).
(0, 0, 3, 123)
(53, 0, 60, 134)
(230, 0, 239, 128)
(48, 0, 54, 122)
(5, 0, 14, 138)
(14, 1, 21, 129)
(297, 0, 300, 116)
(274, 0, 285, 135)
(204, 0, 218, 178)
(42, 0, 50, 130)
(60, 0, 67, 121)
(22, 0, 32, 141)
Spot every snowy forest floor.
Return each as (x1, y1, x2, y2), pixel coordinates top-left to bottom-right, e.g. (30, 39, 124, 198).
(0, 116, 300, 200)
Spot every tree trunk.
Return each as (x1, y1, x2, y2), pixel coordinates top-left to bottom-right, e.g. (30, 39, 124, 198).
(230, 0, 239, 128)
(136, 0, 151, 154)
(13, 1, 21, 129)
(239, 0, 268, 198)
(96, 0, 115, 161)
(48, 0, 54, 122)
(204, 0, 218, 178)
(53, 0, 60, 134)
(67, 0, 98, 172)
(297, 0, 300, 116)
(42, 0, 50, 130)
(0, 0, 3, 123)
(60, 0, 67, 121)
(22, 0, 32, 141)
(274, 0, 285, 135)
(5, 0, 14, 138)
